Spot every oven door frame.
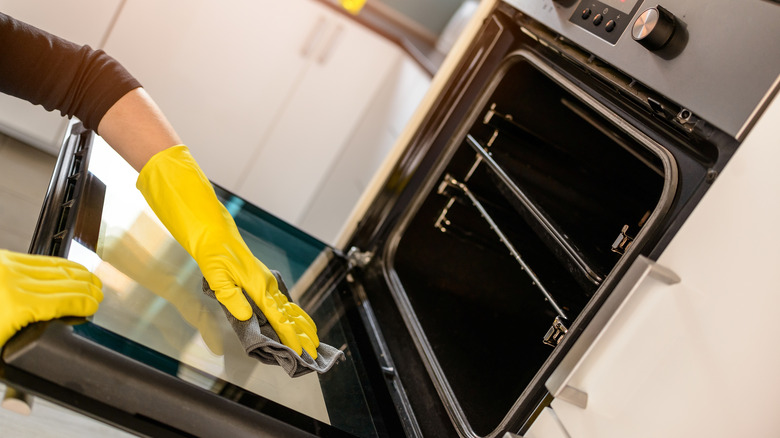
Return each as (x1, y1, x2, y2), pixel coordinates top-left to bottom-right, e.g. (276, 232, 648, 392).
(0, 123, 407, 438)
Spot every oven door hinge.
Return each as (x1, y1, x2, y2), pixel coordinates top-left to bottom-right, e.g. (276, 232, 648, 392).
(543, 316, 569, 347)
(611, 224, 635, 255)
(346, 246, 373, 270)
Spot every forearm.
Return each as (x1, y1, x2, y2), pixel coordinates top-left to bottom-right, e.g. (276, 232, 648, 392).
(0, 13, 141, 132)
(97, 88, 182, 172)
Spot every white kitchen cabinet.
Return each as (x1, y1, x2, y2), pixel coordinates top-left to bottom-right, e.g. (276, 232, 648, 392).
(102, 0, 425, 243)
(101, 0, 320, 190)
(235, 1, 416, 235)
(525, 94, 780, 438)
(0, 0, 122, 154)
(297, 55, 431, 244)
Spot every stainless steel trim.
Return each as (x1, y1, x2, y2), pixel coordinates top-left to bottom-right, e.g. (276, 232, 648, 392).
(545, 255, 681, 407)
(557, 385, 588, 409)
(737, 74, 780, 142)
(631, 8, 659, 41)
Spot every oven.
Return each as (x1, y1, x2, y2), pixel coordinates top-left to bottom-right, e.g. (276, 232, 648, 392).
(2, 1, 779, 437)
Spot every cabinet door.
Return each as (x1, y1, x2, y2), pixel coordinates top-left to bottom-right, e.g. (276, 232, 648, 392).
(0, 0, 122, 154)
(526, 94, 780, 438)
(101, 0, 320, 190)
(236, 1, 403, 231)
(297, 56, 431, 244)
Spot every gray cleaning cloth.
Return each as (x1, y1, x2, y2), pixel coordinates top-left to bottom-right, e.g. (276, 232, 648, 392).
(202, 271, 344, 378)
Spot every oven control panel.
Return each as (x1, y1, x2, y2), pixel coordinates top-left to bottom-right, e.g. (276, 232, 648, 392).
(569, 0, 644, 44)
(506, 0, 780, 138)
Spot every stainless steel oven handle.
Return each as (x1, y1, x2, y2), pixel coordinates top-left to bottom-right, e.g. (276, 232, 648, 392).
(544, 255, 680, 409)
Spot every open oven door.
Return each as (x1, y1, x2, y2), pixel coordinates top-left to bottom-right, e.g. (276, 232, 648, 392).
(521, 92, 780, 438)
(0, 122, 414, 438)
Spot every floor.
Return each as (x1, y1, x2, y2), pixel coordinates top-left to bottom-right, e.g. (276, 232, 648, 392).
(0, 133, 134, 437)
(0, 134, 55, 253)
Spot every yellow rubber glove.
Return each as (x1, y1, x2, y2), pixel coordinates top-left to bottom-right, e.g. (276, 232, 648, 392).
(0, 249, 103, 348)
(136, 145, 319, 358)
(340, 0, 366, 14)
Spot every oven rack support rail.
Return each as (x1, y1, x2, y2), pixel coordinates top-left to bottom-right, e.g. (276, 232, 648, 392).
(436, 173, 568, 321)
(468, 113, 603, 286)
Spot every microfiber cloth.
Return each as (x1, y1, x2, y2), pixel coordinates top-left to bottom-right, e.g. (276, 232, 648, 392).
(202, 271, 344, 378)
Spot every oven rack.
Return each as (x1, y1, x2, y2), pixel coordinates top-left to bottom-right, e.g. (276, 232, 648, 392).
(435, 172, 568, 320)
(463, 132, 603, 287)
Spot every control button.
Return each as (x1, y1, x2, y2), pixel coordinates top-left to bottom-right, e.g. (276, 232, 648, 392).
(593, 13, 603, 26)
(632, 6, 677, 50)
(581, 8, 592, 19)
(605, 19, 616, 32)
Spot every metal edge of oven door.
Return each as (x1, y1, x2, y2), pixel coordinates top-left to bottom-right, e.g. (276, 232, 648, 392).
(1, 320, 317, 438)
(0, 121, 328, 438)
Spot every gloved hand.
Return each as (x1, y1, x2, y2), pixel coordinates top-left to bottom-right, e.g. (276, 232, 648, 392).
(136, 145, 319, 358)
(0, 249, 103, 348)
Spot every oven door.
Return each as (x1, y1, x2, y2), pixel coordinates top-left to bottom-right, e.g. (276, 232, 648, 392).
(0, 123, 410, 438)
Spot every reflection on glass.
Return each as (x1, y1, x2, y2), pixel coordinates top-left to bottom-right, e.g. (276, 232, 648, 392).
(66, 136, 380, 436)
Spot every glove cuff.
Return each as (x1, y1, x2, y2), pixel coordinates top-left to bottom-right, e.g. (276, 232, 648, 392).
(136, 144, 193, 192)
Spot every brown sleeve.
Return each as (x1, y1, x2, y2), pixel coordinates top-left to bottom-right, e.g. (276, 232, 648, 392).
(0, 12, 142, 132)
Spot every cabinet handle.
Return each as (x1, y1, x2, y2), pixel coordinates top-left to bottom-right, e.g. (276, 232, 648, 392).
(301, 16, 328, 59)
(316, 24, 344, 65)
(545, 255, 680, 409)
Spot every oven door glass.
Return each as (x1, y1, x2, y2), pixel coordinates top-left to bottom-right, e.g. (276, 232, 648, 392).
(1, 128, 400, 438)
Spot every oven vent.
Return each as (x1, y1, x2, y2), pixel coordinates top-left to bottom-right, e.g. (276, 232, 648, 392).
(50, 146, 87, 256)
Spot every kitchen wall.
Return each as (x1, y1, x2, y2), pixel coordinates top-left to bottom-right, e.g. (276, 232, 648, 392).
(377, 0, 470, 36)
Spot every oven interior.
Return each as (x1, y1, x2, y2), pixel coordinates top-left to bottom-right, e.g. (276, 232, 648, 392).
(387, 57, 670, 435)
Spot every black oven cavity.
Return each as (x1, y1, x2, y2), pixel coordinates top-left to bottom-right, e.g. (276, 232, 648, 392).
(384, 55, 676, 436)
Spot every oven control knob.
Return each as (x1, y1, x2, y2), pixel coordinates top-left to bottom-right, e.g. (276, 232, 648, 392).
(631, 6, 677, 50)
